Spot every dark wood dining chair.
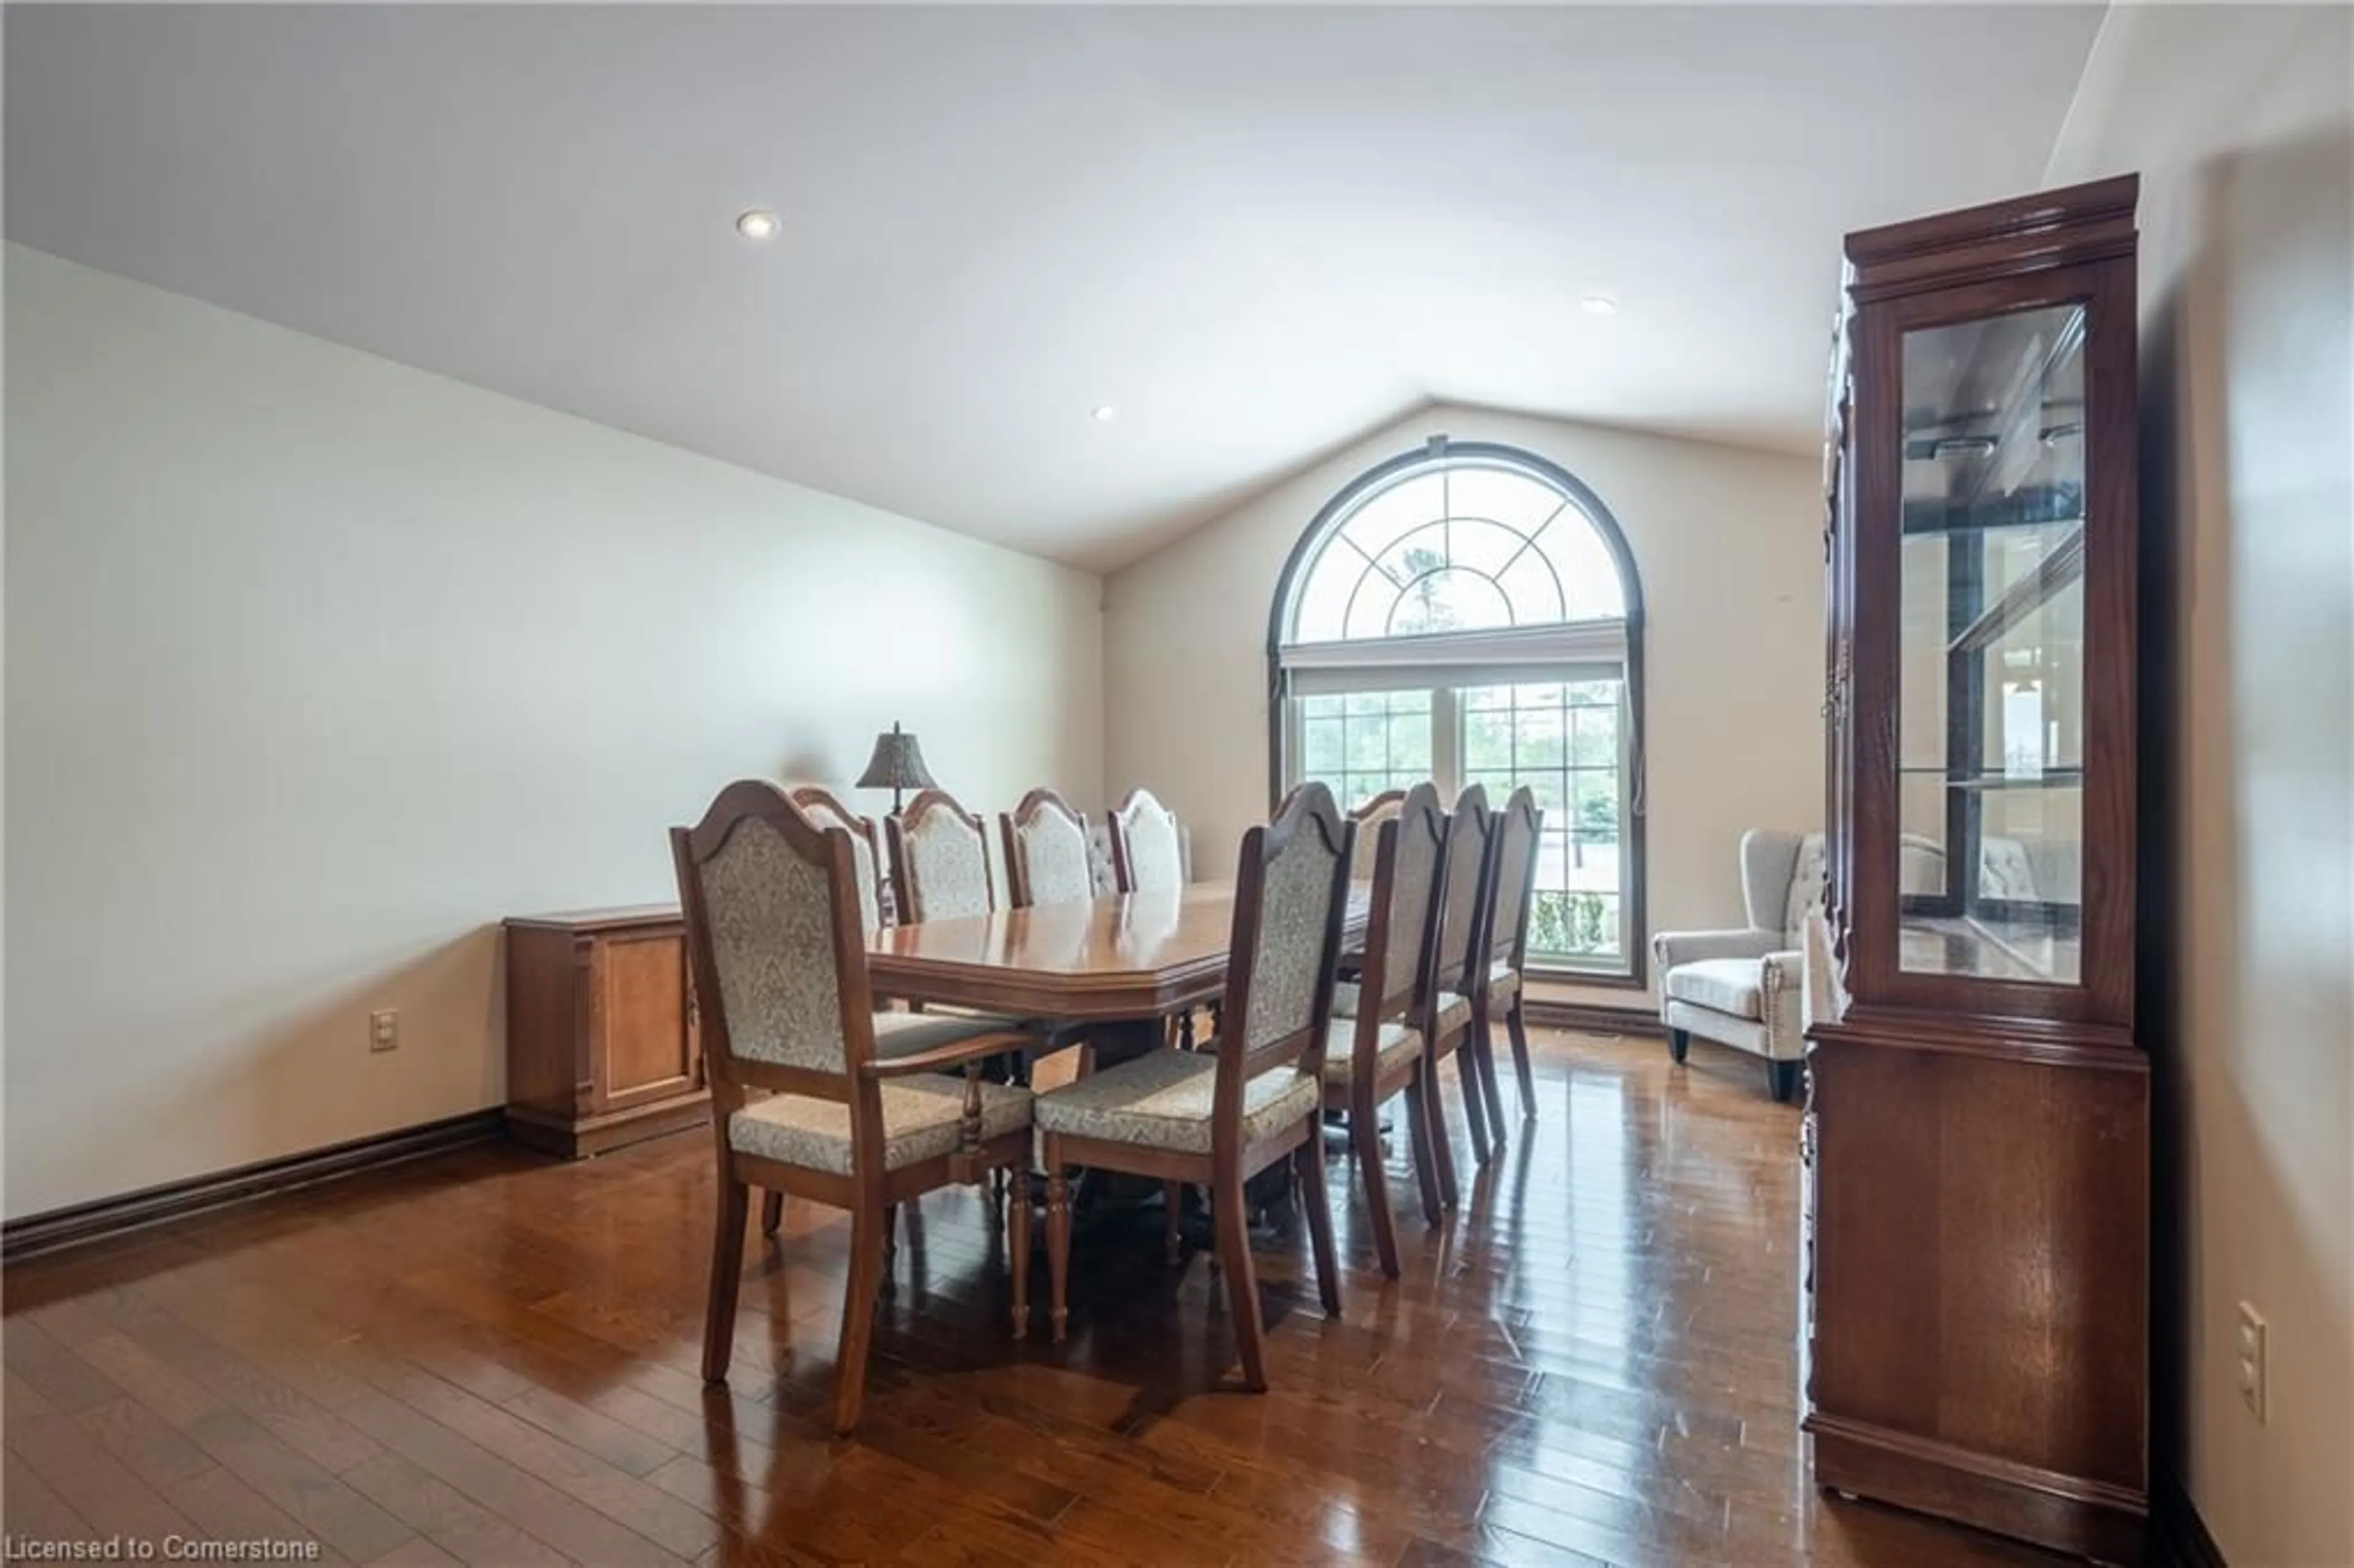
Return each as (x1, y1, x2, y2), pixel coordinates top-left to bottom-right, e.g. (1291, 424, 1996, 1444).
(1347, 788, 1408, 883)
(886, 788, 998, 924)
(1474, 786, 1544, 1125)
(1426, 784, 1501, 1178)
(672, 781, 1038, 1434)
(999, 788, 1095, 908)
(1322, 782, 1450, 1275)
(1106, 786, 1185, 894)
(775, 785, 1010, 1239)
(1032, 783, 1352, 1388)
(1108, 786, 1209, 1049)
(788, 784, 886, 933)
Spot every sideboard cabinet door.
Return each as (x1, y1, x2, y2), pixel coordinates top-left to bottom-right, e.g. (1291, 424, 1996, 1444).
(504, 906, 710, 1158)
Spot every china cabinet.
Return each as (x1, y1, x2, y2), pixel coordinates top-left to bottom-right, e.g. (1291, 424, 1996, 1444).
(1806, 174, 2146, 1562)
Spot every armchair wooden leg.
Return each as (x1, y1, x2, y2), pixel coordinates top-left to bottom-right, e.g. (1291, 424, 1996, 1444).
(1007, 1163, 1030, 1338)
(1767, 1059, 1802, 1104)
(1405, 1058, 1443, 1227)
(760, 1190, 783, 1237)
(1506, 997, 1537, 1121)
(1295, 1135, 1342, 1317)
(1213, 1170, 1269, 1390)
(829, 1201, 888, 1434)
(703, 1179, 750, 1385)
(1349, 1089, 1400, 1278)
(1045, 1152, 1072, 1344)
(1669, 1027, 1690, 1064)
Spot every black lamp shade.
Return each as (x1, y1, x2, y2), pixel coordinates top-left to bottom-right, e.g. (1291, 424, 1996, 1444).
(856, 722, 936, 801)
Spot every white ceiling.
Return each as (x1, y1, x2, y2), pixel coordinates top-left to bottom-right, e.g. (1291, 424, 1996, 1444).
(5, 4, 2106, 571)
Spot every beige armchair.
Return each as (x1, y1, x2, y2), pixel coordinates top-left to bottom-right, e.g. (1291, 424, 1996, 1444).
(1651, 829, 1825, 1103)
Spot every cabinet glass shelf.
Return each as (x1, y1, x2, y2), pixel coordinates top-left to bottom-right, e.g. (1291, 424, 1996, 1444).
(1895, 300, 2088, 984)
(1899, 766, 2084, 791)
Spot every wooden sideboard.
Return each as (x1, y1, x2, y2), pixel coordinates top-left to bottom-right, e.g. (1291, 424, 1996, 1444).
(504, 904, 707, 1157)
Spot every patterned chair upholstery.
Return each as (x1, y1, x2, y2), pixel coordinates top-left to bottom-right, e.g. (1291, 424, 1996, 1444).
(1030, 1048, 1322, 1153)
(887, 789, 997, 923)
(1000, 789, 1095, 908)
(787, 785, 887, 934)
(1107, 787, 1188, 893)
(1652, 828, 1824, 1102)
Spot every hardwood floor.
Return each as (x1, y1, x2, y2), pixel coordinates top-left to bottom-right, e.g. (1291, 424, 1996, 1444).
(2, 1030, 2071, 1567)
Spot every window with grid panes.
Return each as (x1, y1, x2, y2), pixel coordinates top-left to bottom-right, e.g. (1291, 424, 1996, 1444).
(1271, 440, 1644, 977)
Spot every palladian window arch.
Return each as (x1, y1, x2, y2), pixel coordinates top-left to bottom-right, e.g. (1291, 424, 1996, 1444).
(1268, 437, 1647, 978)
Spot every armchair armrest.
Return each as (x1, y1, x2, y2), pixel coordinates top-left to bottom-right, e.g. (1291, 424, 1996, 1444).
(1759, 950, 1805, 1060)
(860, 1030, 1035, 1079)
(1651, 927, 1781, 969)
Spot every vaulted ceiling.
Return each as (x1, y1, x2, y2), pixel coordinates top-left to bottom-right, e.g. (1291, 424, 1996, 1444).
(5, 5, 2106, 569)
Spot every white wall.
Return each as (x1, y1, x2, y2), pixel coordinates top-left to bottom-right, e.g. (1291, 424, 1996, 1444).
(2, 246, 1103, 1219)
(1102, 403, 1824, 1005)
(2046, 9, 2354, 1564)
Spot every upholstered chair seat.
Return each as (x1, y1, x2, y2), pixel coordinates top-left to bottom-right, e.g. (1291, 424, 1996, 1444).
(1317, 1020, 1422, 1086)
(1034, 1048, 1319, 1155)
(870, 1009, 1025, 1057)
(1660, 959, 1764, 1021)
(1331, 979, 1470, 1040)
(731, 1076, 1033, 1175)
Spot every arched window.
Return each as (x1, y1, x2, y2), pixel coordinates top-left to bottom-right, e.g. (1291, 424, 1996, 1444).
(1269, 438, 1646, 978)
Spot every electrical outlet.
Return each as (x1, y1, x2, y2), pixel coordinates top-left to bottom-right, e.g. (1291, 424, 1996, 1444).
(369, 1010, 399, 1053)
(2237, 1301, 2268, 1422)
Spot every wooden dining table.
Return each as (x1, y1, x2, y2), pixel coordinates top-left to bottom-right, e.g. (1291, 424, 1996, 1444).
(866, 880, 1370, 1049)
(869, 880, 1370, 1217)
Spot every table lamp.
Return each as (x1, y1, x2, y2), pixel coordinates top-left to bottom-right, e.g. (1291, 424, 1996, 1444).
(855, 721, 936, 815)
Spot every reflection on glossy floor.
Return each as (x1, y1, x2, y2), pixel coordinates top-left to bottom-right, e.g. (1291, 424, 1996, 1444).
(2, 1030, 2072, 1566)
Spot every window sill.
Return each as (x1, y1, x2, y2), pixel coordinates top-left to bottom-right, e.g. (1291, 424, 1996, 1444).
(1525, 963, 1646, 991)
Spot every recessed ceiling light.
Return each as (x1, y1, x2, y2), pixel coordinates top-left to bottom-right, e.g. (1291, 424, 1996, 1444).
(1581, 295, 1620, 316)
(735, 209, 781, 242)
(1091, 405, 1119, 423)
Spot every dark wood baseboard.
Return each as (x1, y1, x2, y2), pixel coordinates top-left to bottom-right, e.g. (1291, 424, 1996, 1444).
(1810, 1414, 2147, 1564)
(505, 1091, 712, 1159)
(1, 1108, 506, 1263)
(2152, 1474, 2226, 1568)
(1523, 997, 1666, 1038)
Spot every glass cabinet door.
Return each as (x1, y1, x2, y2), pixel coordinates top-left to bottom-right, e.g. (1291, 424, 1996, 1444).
(1894, 303, 2086, 984)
